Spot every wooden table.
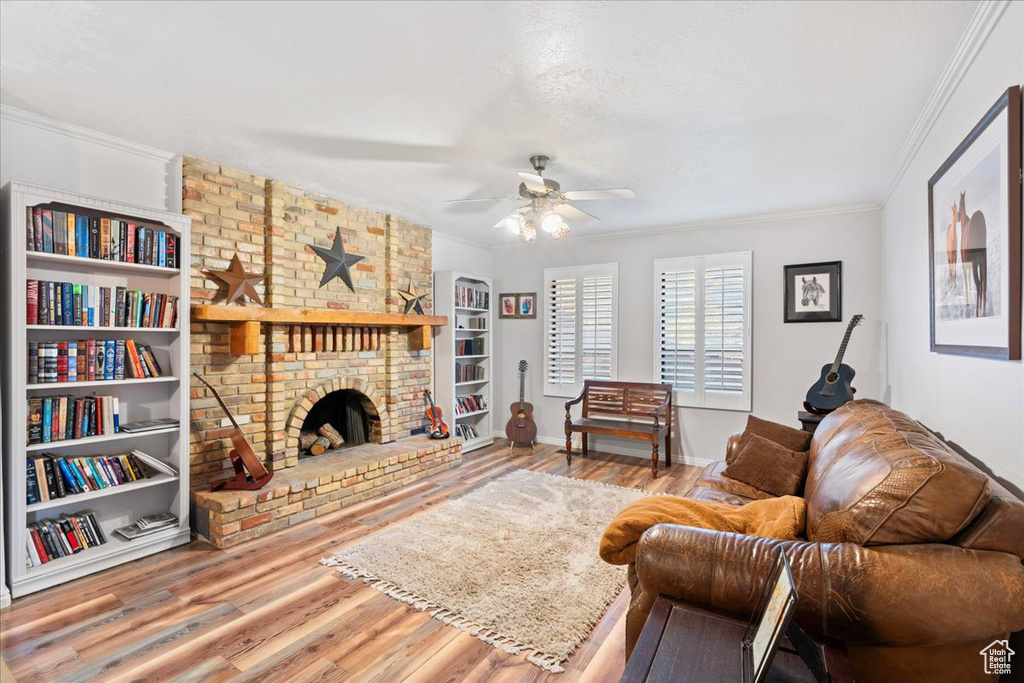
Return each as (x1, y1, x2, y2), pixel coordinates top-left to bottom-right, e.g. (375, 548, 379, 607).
(622, 597, 855, 682)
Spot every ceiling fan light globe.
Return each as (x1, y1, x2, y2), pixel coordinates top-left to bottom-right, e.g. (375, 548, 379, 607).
(541, 213, 566, 234)
(520, 223, 537, 243)
(551, 223, 570, 240)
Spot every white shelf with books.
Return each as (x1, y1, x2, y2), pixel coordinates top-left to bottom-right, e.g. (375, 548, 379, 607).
(2, 181, 191, 598)
(433, 270, 493, 452)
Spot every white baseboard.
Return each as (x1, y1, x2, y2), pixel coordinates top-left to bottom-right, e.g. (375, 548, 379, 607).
(491, 431, 715, 468)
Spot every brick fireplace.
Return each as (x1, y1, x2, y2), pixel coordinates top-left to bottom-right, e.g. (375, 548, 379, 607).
(184, 157, 461, 547)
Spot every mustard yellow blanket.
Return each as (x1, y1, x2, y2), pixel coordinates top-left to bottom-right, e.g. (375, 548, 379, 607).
(599, 494, 806, 565)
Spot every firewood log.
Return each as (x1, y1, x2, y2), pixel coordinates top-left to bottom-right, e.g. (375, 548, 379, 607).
(309, 436, 331, 455)
(318, 423, 345, 448)
(299, 432, 320, 450)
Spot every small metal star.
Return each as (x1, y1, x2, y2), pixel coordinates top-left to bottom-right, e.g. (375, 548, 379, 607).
(398, 276, 428, 315)
(310, 227, 365, 291)
(204, 254, 265, 305)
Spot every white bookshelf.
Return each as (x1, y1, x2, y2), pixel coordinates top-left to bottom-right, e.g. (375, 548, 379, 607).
(434, 271, 493, 452)
(1, 182, 191, 598)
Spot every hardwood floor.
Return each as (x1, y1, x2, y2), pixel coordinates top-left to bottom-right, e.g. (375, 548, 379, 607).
(0, 441, 700, 683)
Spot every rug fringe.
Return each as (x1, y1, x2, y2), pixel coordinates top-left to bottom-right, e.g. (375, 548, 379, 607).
(322, 554, 567, 673)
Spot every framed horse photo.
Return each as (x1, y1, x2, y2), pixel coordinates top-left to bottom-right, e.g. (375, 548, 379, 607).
(928, 85, 1021, 360)
(784, 261, 842, 323)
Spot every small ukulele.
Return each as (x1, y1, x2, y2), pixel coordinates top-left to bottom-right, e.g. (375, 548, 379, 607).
(423, 390, 450, 439)
(805, 314, 863, 413)
(505, 360, 537, 451)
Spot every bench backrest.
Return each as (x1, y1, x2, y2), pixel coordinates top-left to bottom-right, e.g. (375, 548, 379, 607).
(582, 380, 672, 420)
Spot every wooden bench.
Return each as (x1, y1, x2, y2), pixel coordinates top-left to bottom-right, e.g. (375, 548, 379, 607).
(564, 380, 672, 477)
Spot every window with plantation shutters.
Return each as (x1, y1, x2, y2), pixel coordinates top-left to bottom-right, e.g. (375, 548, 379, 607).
(544, 263, 618, 397)
(654, 252, 751, 411)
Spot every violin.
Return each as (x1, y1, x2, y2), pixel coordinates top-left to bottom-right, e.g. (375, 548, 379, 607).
(423, 390, 450, 439)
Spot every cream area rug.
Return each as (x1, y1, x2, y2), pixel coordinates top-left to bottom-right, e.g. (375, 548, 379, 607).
(321, 469, 648, 672)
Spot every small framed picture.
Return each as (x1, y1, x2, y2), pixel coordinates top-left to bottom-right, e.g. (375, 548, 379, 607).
(500, 294, 518, 319)
(517, 293, 536, 319)
(784, 261, 842, 323)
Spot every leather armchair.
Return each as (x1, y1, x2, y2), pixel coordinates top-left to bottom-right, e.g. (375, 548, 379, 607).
(625, 401, 1024, 683)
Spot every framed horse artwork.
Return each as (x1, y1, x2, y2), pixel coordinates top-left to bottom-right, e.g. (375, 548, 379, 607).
(928, 85, 1021, 360)
(784, 261, 842, 323)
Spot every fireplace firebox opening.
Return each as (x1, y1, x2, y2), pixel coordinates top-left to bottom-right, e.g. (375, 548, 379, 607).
(299, 389, 378, 457)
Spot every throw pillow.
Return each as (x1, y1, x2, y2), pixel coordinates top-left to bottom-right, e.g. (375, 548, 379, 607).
(599, 494, 806, 565)
(729, 414, 811, 463)
(723, 434, 808, 497)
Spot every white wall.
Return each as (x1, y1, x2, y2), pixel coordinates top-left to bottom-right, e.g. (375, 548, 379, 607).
(490, 208, 883, 465)
(431, 232, 494, 275)
(880, 3, 1024, 492)
(0, 106, 180, 212)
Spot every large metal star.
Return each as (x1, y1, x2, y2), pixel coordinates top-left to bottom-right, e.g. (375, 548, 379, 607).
(310, 227, 365, 291)
(204, 254, 265, 305)
(398, 276, 428, 315)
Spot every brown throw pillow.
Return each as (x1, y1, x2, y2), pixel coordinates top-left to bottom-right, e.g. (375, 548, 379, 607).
(729, 415, 811, 463)
(723, 434, 808, 497)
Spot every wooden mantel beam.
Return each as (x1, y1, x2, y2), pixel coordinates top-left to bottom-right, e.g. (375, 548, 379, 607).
(192, 305, 446, 354)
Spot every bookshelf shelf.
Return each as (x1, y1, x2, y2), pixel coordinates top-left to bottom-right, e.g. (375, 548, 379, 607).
(25, 426, 179, 453)
(435, 271, 493, 452)
(27, 376, 179, 391)
(2, 181, 191, 598)
(27, 325, 179, 333)
(27, 250, 180, 276)
(27, 473, 178, 513)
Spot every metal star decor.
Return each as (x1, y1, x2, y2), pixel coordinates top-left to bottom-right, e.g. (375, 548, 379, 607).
(204, 254, 265, 305)
(398, 276, 428, 315)
(310, 227, 365, 291)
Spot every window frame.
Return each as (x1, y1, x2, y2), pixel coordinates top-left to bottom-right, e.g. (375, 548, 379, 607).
(653, 251, 752, 411)
(543, 262, 619, 397)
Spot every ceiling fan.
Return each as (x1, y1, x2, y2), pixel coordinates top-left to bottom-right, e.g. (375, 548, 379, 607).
(446, 155, 635, 242)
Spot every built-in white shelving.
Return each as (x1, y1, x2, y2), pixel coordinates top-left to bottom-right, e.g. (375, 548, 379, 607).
(434, 271, 493, 452)
(1, 182, 192, 598)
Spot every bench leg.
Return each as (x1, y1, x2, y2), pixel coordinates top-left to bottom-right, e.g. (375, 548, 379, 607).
(651, 438, 659, 479)
(582, 433, 589, 457)
(665, 429, 672, 468)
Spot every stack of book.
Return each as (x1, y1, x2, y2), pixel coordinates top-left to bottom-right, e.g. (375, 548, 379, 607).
(114, 512, 178, 541)
(28, 339, 164, 384)
(26, 510, 107, 566)
(456, 338, 485, 355)
(454, 423, 480, 441)
(25, 451, 166, 505)
(27, 395, 121, 445)
(27, 279, 178, 328)
(455, 394, 487, 415)
(455, 362, 485, 382)
(454, 285, 489, 310)
(26, 206, 179, 268)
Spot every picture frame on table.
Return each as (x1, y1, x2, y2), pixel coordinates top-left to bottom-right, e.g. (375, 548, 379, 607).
(784, 261, 842, 323)
(928, 85, 1021, 360)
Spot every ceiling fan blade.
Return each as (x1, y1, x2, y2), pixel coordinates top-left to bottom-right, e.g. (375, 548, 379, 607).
(493, 209, 523, 229)
(553, 203, 600, 226)
(445, 197, 519, 203)
(517, 172, 549, 193)
(560, 188, 635, 201)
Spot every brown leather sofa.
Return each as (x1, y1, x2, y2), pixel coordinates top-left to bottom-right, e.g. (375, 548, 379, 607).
(626, 400, 1024, 683)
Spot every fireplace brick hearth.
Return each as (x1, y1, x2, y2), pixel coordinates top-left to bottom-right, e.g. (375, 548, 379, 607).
(184, 156, 458, 543)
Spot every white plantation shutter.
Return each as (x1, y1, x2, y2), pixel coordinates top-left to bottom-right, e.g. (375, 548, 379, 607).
(544, 263, 618, 396)
(654, 253, 751, 410)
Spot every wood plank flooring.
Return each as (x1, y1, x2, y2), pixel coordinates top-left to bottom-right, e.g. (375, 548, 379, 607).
(0, 442, 700, 683)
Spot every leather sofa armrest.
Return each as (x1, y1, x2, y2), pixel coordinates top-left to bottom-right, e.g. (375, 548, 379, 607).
(632, 524, 1024, 650)
(725, 433, 743, 461)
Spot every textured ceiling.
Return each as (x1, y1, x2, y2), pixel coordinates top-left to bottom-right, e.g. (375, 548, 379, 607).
(1, 1, 977, 245)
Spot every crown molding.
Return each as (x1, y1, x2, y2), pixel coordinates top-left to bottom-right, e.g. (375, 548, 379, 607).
(488, 201, 880, 251)
(0, 104, 177, 163)
(875, 0, 1012, 205)
(430, 229, 493, 250)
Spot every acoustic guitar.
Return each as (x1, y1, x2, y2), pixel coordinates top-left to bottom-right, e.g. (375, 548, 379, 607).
(505, 360, 537, 451)
(804, 314, 864, 413)
(423, 390, 450, 439)
(193, 372, 273, 491)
